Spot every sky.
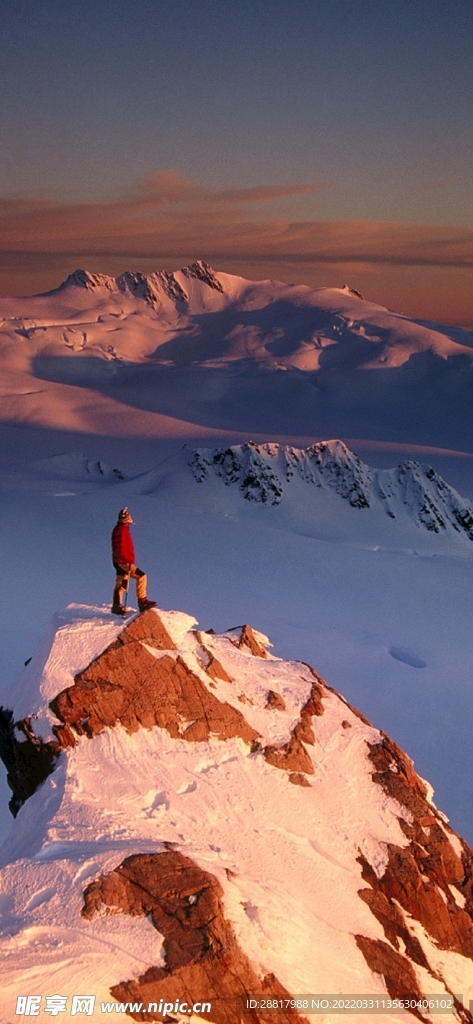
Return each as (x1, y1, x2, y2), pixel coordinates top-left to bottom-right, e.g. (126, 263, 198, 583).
(0, 0, 472, 325)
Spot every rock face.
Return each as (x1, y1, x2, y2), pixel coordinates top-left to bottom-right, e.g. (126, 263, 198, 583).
(367, 734, 473, 951)
(82, 851, 304, 1024)
(0, 708, 59, 816)
(353, 734, 473, 1023)
(50, 610, 260, 749)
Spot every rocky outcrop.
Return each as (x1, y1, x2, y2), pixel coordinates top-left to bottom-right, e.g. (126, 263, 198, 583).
(62, 261, 224, 304)
(288, 772, 311, 787)
(6, 598, 473, 1015)
(265, 690, 286, 711)
(50, 611, 260, 748)
(182, 260, 224, 293)
(262, 668, 325, 782)
(354, 936, 428, 1022)
(354, 730, 473, 1022)
(82, 851, 305, 1024)
(193, 631, 233, 682)
(0, 709, 59, 816)
(264, 735, 314, 776)
(237, 624, 269, 658)
(0, 611, 261, 813)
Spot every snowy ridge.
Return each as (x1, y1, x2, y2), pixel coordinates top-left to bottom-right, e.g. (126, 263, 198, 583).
(7, 437, 473, 544)
(1, 605, 473, 1021)
(190, 439, 370, 507)
(376, 462, 473, 537)
(60, 261, 222, 307)
(189, 440, 473, 538)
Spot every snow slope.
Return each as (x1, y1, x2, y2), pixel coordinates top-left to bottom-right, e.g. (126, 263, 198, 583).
(2, 606, 473, 1023)
(0, 263, 472, 448)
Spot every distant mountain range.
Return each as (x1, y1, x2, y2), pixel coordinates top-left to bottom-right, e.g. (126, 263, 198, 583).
(0, 262, 472, 447)
(23, 439, 473, 547)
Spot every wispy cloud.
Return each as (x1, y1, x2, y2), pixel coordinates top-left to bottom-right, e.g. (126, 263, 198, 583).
(0, 171, 471, 272)
(1, 171, 472, 327)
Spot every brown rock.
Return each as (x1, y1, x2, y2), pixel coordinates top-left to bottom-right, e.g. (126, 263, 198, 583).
(288, 773, 311, 787)
(358, 889, 430, 970)
(237, 624, 268, 658)
(264, 737, 314, 775)
(359, 731, 473, 968)
(377, 843, 473, 958)
(50, 641, 260, 748)
(299, 676, 326, 718)
(193, 633, 232, 682)
(368, 733, 428, 819)
(82, 851, 306, 1024)
(260, 674, 326, 777)
(116, 609, 176, 651)
(354, 935, 428, 1022)
(292, 717, 315, 744)
(265, 690, 286, 711)
(205, 653, 232, 683)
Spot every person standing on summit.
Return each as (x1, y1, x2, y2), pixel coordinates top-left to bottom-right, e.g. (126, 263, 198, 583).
(111, 508, 156, 616)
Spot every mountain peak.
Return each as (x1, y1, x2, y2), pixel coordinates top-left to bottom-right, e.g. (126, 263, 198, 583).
(60, 268, 115, 291)
(341, 283, 365, 299)
(188, 439, 473, 539)
(59, 261, 224, 303)
(181, 259, 224, 292)
(2, 603, 473, 1018)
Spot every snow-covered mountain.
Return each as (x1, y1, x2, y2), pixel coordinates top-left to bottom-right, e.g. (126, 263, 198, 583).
(187, 440, 473, 540)
(8, 439, 473, 546)
(0, 263, 472, 447)
(23, 438, 471, 550)
(2, 605, 473, 1022)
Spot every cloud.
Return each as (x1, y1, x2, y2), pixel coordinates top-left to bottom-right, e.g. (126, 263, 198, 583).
(0, 171, 472, 274)
(135, 169, 325, 206)
(1, 169, 473, 328)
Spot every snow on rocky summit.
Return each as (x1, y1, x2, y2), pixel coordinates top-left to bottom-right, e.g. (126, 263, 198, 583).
(1, 605, 473, 1022)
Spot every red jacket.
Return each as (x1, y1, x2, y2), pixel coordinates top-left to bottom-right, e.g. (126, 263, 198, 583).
(112, 523, 135, 566)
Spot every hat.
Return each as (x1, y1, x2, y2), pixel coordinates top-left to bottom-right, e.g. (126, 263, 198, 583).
(118, 508, 134, 524)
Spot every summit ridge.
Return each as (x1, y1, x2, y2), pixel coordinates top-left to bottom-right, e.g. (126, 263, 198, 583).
(60, 260, 223, 306)
(1, 605, 473, 1019)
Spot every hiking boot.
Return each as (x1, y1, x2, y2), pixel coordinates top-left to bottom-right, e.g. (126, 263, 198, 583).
(138, 599, 157, 612)
(111, 605, 126, 617)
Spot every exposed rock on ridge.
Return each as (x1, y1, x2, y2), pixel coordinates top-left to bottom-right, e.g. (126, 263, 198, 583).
(0, 707, 60, 816)
(82, 851, 304, 1024)
(50, 610, 260, 749)
(354, 733, 473, 1021)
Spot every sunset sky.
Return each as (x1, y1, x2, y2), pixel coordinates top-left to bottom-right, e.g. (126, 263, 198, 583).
(1, 0, 472, 324)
